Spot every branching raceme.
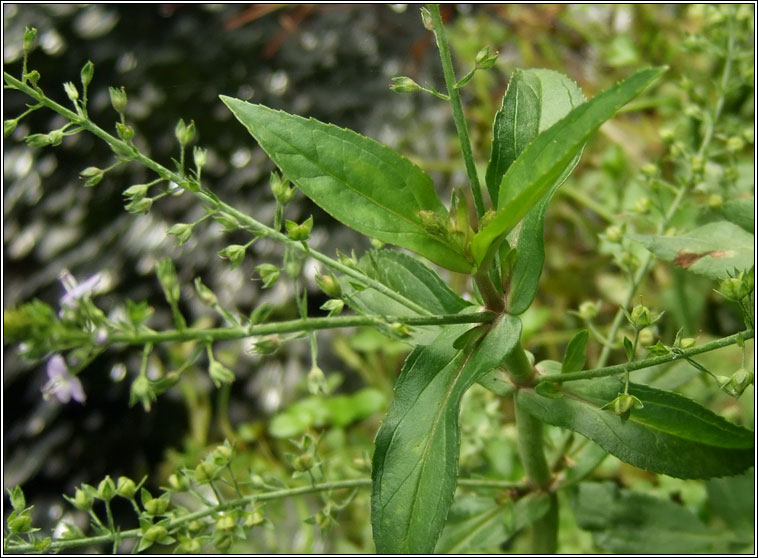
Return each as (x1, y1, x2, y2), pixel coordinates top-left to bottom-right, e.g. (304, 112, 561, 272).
(4, 4, 754, 555)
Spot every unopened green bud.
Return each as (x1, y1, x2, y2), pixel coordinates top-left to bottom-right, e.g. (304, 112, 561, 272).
(167, 223, 192, 245)
(23, 27, 38, 52)
(156, 258, 180, 305)
(641, 163, 658, 177)
(194, 277, 218, 306)
(187, 519, 204, 533)
(253, 336, 280, 355)
(270, 172, 294, 204)
(143, 525, 168, 543)
(320, 298, 344, 316)
(285, 216, 313, 241)
(578, 301, 599, 321)
(194, 461, 219, 484)
(315, 271, 342, 298)
(25, 70, 40, 85)
(605, 225, 623, 243)
(214, 531, 233, 551)
(123, 183, 149, 199)
(109, 86, 128, 113)
(679, 337, 696, 349)
(390, 322, 412, 338)
(143, 495, 169, 516)
(167, 473, 188, 492)
(390, 76, 421, 93)
(718, 272, 753, 301)
(627, 304, 663, 330)
(212, 443, 234, 466)
(116, 122, 134, 141)
(659, 127, 675, 143)
(218, 244, 246, 268)
(215, 514, 236, 531)
(116, 477, 137, 499)
(601, 393, 644, 422)
(126, 197, 153, 214)
(129, 374, 156, 411)
(72, 487, 94, 510)
(193, 146, 207, 170)
(255, 263, 280, 288)
(683, 103, 702, 120)
(690, 155, 705, 174)
(63, 81, 79, 102)
(80, 60, 94, 87)
(726, 136, 745, 153)
(420, 7, 433, 30)
(175, 118, 195, 146)
(4, 119, 18, 137)
(638, 328, 654, 346)
(293, 453, 315, 472)
(633, 197, 652, 214)
(244, 510, 265, 528)
(720, 368, 754, 398)
(742, 127, 754, 145)
(80, 166, 104, 187)
(307, 365, 328, 395)
(209, 360, 235, 388)
(7, 513, 32, 533)
(213, 213, 239, 231)
(474, 46, 498, 69)
(8, 487, 26, 511)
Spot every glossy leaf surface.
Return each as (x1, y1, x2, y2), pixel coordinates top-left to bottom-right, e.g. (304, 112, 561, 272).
(371, 315, 521, 553)
(518, 377, 753, 479)
(221, 97, 473, 272)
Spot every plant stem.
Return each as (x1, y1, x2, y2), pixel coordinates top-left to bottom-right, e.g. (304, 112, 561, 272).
(596, 16, 736, 367)
(3, 71, 438, 318)
(104, 312, 496, 346)
(429, 4, 486, 220)
(546, 328, 753, 384)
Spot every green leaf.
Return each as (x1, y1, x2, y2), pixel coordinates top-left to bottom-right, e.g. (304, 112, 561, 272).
(518, 378, 753, 479)
(572, 482, 719, 553)
(628, 221, 754, 280)
(340, 249, 471, 343)
(561, 329, 589, 374)
(220, 97, 473, 273)
(435, 496, 510, 554)
(706, 469, 754, 538)
(485, 68, 586, 207)
(472, 67, 667, 265)
(486, 70, 585, 313)
(371, 315, 522, 554)
(720, 197, 754, 233)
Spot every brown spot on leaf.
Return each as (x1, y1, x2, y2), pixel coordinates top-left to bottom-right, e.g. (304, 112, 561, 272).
(673, 250, 729, 268)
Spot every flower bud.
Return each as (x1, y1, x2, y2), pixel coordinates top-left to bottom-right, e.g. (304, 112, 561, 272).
(742, 127, 754, 145)
(474, 46, 498, 69)
(209, 360, 235, 388)
(640, 163, 658, 177)
(4, 119, 18, 137)
(253, 336, 281, 356)
(719, 368, 753, 398)
(71, 487, 94, 510)
(126, 197, 153, 214)
(708, 193, 723, 209)
(285, 216, 313, 241)
(80, 166, 104, 187)
(604, 225, 623, 243)
(116, 122, 134, 142)
(627, 304, 663, 330)
(193, 146, 207, 170)
(175, 118, 195, 146)
(726, 136, 745, 153)
(315, 271, 342, 298)
(109, 86, 128, 114)
(690, 155, 705, 174)
(389, 76, 421, 93)
(7, 513, 32, 534)
(390, 322, 412, 338)
(420, 7, 433, 30)
(212, 443, 234, 466)
(168, 473, 188, 492)
(293, 453, 315, 472)
(307, 365, 328, 395)
(601, 393, 644, 422)
(243, 510, 265, 528)
(123, 183, 150, 199)
(116, 476, 137, 499)
(23, 27, 38, 53)
(80, 60, 94, 87)
(194, 277, 218, 306)
(633, 197, 652, 214)
(144, 494, 169, 516)
(143, 525, 168, 543)
(194, 461, 219, 484)
(255, 263, 280, 288)
(659, 127, 675, 143)
(63, 81, 79, 102)
(218, 244, 246, 268)
(215, 515, 236, 531)
(320, 298, 344, 316)
(25, 70, 40, 85)
(270, 172, 294, 205)
(678, 337, 696, 349)
(97, 476, 116, 501)
(167, 223, 193, 245)
(156, 258, 181, 305)
(129, 375, 156, 411)
(578, 300, 599, 320)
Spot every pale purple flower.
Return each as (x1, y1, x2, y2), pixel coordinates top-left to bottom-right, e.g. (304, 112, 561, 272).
(59, 269, 104, 309)
(42, 355, 86, 404)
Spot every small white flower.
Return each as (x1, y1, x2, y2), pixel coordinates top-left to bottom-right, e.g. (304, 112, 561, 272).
(42, 355, 86, 404)
(59, 269, 105, 309)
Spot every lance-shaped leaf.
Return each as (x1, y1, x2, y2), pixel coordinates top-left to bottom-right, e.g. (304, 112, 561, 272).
(472, 66, 667, 265)
(518, 377, 753, 479)
(485, 70, 585, 313)
(627, 221, 754, 280)
(220, 97, 473, 273)
(371, 315, 522, 554)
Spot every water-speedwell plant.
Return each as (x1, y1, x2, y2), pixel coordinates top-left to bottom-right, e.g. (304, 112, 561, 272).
(4, 4, 754, 554)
